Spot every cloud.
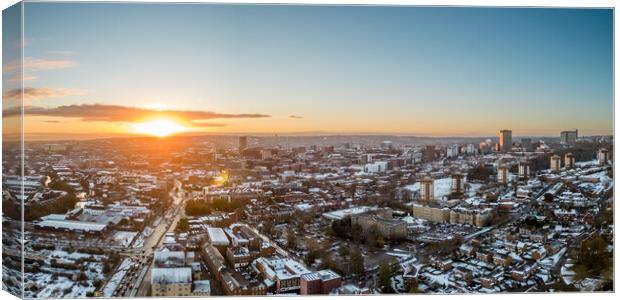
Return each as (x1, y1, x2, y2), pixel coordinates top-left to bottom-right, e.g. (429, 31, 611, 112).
(43, 120, 61, 123)
(8, 74, 37, 84)
(48, 50, 76, 56)
(3, 87, 87, 101)
(288, 114, 304, 119)
(3, 104, 271, 127)
(3, 57, 76, 73)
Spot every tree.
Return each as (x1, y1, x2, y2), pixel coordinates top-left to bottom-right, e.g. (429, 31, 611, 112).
(467, 164, 493, 182)
(349, 247, 365, 275)
(176, 217, 189, 232)
(378, 262, 394, 293)
(287, 227, 297, 250)
(572, 234, 611, 280)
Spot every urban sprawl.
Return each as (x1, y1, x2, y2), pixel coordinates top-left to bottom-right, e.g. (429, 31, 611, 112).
(2, 129, 614, 297)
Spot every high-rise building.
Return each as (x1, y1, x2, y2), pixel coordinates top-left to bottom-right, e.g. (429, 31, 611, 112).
(560, 130, 578, 144)
(550, 155, 561, 171)
(465, 144, 476, 155)
(518, 160, 530, 179)
(420, 177, 434, 203)
(446, 145, 459, 158)
(497, 166, 509, 184)
(424, 145, 436, 161)
(499, 130, 512, 152)
(239, 136, 248, 152)
(521, 138, 532, 151)
(451, 173, 465, 194)
(598, 148, 609, 166)
(564, 153, 575, 169)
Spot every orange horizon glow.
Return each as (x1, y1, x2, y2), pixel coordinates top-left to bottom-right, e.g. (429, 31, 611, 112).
(131, 118, 189, 138)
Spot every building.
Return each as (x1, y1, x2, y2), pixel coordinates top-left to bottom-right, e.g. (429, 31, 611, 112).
(451, 173, 465, 194)
(300, 270, 342, 295)
(497, 166, 509, 184)
(465, 144, 476, 155)
(239, 136, 248, 152)
(521, 138, 532, 151)
(202, 244, 267, 295)
(499, 129, 512, 152)
(350, 209, 408, 241)
(424, 145, 436, 161)
(449, 206, 494, 227)
(191, 280, 211, 296)
(411, 204, 450, 223)
(153, 251, 186, 268)
(560, 130, 578, 144)
(151, 267, 193, 297)
(598, 148, 609, 165)
(252, 256, 312, 293)
(446, 144, 459, 158)
(420, 177, 434, 203)
(363, 161, 388, 173)
(518, 161, 530, 179)
(550, 155, 561, 172)
(564, 153, 575, 169)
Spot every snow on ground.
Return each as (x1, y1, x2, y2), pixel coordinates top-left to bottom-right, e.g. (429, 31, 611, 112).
(112, 231, 138, 247)
(423, 270, 451, 286)
(391, 275, 405, 292)
(143, 226, 154, 237)
(467, 183, 482, 196)
(576, 278, 604, 291)
(576, 159, 598, 167)
(50, 249, 96, 261)
(133, 234, 145, 249)
(387, 252, 411, 260)
(561, 264, 576, 285)
(102, 258, 132, 297)
(539, 247, 566, 268)
(406, 178, 452, 198)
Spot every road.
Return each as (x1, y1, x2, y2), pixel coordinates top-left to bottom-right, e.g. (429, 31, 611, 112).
(107, 179, 187, 297)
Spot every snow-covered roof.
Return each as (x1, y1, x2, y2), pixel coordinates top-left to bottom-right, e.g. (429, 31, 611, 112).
(151, 267, 192, 284)
(36, 219, 107, 232)
(207, 227, 230, 246)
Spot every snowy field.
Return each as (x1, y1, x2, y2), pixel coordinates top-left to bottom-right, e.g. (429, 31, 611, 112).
(406, 178, 453, 198)
(406, 178, 483, 199)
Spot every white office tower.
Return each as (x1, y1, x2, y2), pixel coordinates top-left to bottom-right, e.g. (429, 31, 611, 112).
(497, 166, 509, 184)
(518, 161, 530, 179)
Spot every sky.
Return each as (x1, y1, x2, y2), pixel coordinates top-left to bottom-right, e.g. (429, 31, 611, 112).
(2, 3, 614, 139)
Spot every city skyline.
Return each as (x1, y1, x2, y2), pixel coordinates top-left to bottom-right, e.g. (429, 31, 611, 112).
(2, 3, 613, 138)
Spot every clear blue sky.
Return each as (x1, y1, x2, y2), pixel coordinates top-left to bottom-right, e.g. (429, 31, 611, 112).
(14, 3, 614, 137)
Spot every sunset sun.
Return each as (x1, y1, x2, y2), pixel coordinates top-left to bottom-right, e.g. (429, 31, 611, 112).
(131, 119, 188, 137)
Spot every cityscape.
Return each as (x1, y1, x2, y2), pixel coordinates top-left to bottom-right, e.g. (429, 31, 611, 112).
(1, 2, 615, 299)
(2, 131, 614, 297)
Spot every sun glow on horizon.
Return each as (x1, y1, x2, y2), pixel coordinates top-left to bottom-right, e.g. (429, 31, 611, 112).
(131, 118, 188, 137)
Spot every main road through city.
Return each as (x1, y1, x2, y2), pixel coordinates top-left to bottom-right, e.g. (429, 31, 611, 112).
(114, 179, 187, 297)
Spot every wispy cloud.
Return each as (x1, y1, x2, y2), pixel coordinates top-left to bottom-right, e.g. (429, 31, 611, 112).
(3, 104, 271, 127)
(8, 74, 38, 85)
(47, 50, 76, 56)
(288, 114, 304, 119)
(3, 87, 87, 101)
(3, 57, 76, 73)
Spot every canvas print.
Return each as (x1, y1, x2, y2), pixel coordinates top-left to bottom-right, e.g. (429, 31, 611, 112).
(1, 1, 614, 298)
